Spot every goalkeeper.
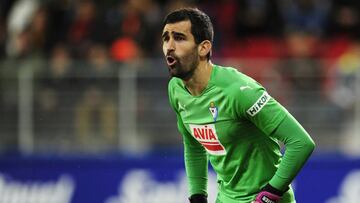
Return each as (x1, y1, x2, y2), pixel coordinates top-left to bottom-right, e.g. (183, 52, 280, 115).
(162, 8, 315, 203)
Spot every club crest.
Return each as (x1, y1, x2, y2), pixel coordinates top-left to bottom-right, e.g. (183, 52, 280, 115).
(209, 101, 218, 122)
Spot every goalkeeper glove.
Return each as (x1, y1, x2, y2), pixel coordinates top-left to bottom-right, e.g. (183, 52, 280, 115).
(253, 184, 287, 203)
(189, 194, 207, 203)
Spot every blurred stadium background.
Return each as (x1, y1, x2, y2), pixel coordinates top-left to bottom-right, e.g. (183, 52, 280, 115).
(0, 0, 359, 202)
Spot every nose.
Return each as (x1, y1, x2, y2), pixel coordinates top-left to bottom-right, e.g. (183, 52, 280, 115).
(165, 38, 175, 53)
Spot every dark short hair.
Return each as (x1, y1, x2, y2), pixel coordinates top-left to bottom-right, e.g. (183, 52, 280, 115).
(163, 8, 214, 59)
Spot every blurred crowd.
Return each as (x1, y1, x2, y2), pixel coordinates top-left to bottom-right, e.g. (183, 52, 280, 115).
(0, 0, 360, 153)
(0, 0, 359, 60)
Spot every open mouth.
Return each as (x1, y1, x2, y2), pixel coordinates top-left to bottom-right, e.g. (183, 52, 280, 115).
(166, 56, 177, 66)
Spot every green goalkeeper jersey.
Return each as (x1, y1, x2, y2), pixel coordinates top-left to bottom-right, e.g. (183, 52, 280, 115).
(168, 65, 314, 203)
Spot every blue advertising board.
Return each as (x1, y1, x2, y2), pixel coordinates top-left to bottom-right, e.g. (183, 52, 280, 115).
(0, 153, 359, 203)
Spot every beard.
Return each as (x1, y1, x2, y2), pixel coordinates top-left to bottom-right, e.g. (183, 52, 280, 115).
(168, 48, 199, 80)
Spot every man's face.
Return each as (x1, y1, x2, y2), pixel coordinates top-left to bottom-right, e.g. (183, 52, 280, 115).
(162, 20, 199, 79)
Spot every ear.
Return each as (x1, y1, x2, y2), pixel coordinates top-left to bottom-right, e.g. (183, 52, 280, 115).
(198, 40, 212, 59)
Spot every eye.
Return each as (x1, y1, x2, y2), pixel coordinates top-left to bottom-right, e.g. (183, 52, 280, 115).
(162, 35, 169, 42)
(174, 35, 185, 41)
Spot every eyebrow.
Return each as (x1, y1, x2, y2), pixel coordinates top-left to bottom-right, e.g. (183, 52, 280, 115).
(173, 31, 186, 38)
(162, 31, 186, 39)
(161, 31, 168, 39)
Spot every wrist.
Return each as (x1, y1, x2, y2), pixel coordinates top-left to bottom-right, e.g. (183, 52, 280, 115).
(189, 194, 207, 203)
(262, 184, 288, 196)
(254, 184, 288, 203)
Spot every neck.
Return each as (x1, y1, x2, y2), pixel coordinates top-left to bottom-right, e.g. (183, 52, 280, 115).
(183, 60, 213, 96)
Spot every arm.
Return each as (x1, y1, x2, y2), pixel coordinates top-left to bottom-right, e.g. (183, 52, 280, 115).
(176, 113, 209, 196)
(233, 83, 315, 190)
(230, 80, 315, 202)
(269, 113, 315, 191)
(253, 113, 315, 203)
(168, 81, 208, 200)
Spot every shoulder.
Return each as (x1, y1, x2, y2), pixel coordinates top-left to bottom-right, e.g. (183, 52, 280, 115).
(168, 77, 183, 93)
(213, 65, 264, 95)
(168, 77, 183, 111)
(213, 65, 268, 113)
